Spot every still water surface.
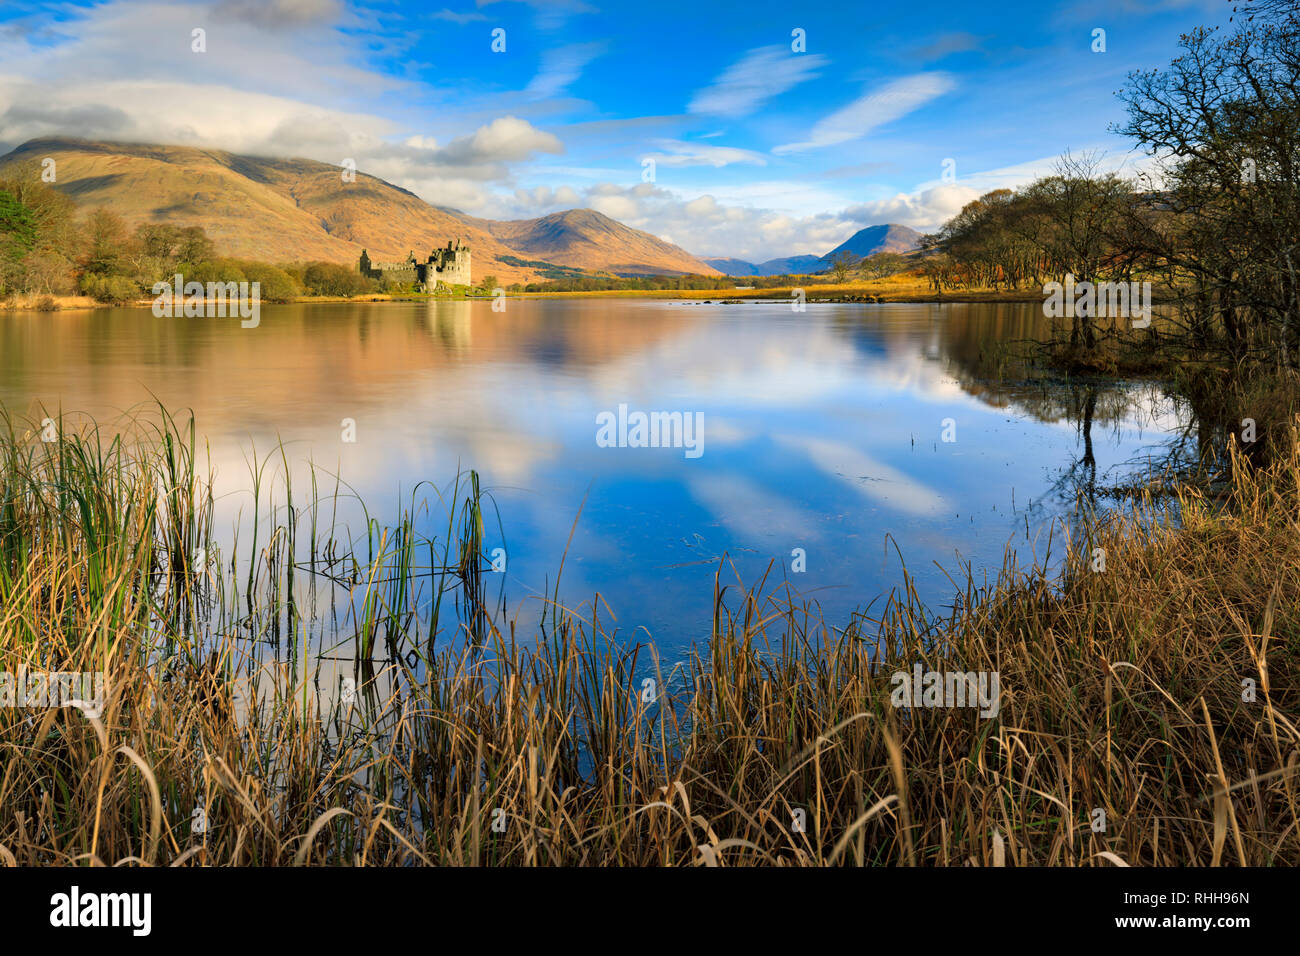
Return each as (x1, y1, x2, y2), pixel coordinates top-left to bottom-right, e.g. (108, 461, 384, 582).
(0, 298, 1182, 656)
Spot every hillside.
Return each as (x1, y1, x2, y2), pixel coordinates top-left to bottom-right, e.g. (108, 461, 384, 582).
(0, 138, 718, 283)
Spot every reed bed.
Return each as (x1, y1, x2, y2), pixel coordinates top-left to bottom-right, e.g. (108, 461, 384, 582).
(0, 406, 1296, 866)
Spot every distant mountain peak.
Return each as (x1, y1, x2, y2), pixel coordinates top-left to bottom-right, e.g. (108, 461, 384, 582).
(474, 206, 715, 276)
(823, 224, 923, 260)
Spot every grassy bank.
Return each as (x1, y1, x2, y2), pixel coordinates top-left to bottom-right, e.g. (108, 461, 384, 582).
(0, 409, 1296, 866)
(515, 273, 1042, 302)
(2, 275, 1054, 310)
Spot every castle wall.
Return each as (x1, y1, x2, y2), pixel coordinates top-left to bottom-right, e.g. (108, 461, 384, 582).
(372, 264, 418, 283)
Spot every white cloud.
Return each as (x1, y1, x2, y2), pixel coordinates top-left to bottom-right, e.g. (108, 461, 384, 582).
(688, 45, 828, 117)
(774, 72, 956, 153)
(587, 192, 639, 220)
(509, 184, 582, 210)
(437, 116, 563, 164)
(841, 183, 979, 232)
(683, 195, 718, 217)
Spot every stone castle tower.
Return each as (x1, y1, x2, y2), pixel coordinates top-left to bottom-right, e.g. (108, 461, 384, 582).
(359, 239, 471, 289)
(429, 239, 471, 286)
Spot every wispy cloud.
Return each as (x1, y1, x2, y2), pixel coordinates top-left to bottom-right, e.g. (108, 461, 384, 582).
(774, 73, 955, 154)
(430, 7, 488, 23)
(643, 139, 767, 168)
(525, 40, 607, 99)
(688, 45, 828, 117)
(475, 0, 597, 30)
(912, 31, 988, 62)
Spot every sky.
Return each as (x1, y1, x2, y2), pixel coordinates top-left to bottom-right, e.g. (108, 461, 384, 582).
(0, 0, 1235, 261)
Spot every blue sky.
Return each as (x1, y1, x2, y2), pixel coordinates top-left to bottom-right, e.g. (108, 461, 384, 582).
(0, 0, 1232, 260)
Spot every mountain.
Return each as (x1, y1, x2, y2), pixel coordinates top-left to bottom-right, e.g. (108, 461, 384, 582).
(465, 209, 717, 276)
(702, 257, 761, 277)
(822, 224, 923, 260)
(701, 254, 827, 277)
(761, 254, 828, 275)
(0, 138, 719, 282)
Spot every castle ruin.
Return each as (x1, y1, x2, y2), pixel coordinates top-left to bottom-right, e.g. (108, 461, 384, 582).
(359, 239, 471, 290)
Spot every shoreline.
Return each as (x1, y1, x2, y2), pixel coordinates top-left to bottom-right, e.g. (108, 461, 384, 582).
(4, 277, 1181, 312)
(4, 287, 1053, 313)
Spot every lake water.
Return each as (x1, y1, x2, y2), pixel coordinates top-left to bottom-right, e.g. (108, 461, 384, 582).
(0, 298, 1184, 658)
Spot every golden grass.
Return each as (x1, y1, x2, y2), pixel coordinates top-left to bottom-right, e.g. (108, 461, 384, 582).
(0, 409, 1296, 866)
(511, 273, 1048, 301)
(6, 273, 1038, 309)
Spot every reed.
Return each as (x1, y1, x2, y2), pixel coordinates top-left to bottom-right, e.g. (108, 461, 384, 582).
(0, 406, 1296, 866)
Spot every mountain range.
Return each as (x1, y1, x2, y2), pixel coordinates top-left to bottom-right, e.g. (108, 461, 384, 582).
(702, 224, 923, 277)
(703, 254, 827, 278)
(0, 138, 921, 283)
(0, 138, 719, 283)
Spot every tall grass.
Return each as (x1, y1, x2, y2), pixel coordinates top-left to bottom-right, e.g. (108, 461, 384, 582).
(0, 406, 1296, 866)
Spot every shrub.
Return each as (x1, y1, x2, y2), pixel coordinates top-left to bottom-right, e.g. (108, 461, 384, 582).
(241, 262, 301, 303)
(187, 259, 247, 286)
(80, 273, 139, 305)
(302, 261, 370, 297)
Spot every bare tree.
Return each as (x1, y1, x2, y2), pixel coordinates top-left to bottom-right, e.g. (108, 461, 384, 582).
(860, 251, 907, 280)
(827, 250, 858, 283)
(1118, 2, 1300, 366)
